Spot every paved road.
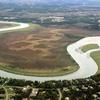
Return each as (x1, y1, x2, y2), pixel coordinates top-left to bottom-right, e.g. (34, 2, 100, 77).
(58, 89, 62, 100)
(0, 80, 10, 100)
(3, 87, 9, 100)
(0, 21, 99, 81)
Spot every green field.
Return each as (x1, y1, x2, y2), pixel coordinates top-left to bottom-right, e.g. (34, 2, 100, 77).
(80, 44, 99, 52)
(91, 51, 100, 74)
(0, 63, 78, 77)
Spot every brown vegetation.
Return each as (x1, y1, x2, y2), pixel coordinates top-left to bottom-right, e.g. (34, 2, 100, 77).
(0, 24, 99, 74)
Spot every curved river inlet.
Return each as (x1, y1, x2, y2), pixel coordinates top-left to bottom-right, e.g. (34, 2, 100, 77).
(0, 21, 99, 81)
(0, 21, 29, 32)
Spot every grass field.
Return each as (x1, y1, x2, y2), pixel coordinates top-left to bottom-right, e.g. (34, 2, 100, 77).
(80, 44, 99, 52)
(0, 63, 78, 77)
(91, 51, 100, 74)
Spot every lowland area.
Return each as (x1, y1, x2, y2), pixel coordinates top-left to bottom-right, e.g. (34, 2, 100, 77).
(0, 3, 100, 77)
(0, 22, 100, 76)
(0, 24, 81, 76)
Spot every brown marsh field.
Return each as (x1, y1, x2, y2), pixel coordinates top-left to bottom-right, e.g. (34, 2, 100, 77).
(0, 23, 99, 76)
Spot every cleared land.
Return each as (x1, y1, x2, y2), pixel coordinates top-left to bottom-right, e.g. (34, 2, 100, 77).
(91, 51, 100, 74)
(80, 44, 99, 52)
